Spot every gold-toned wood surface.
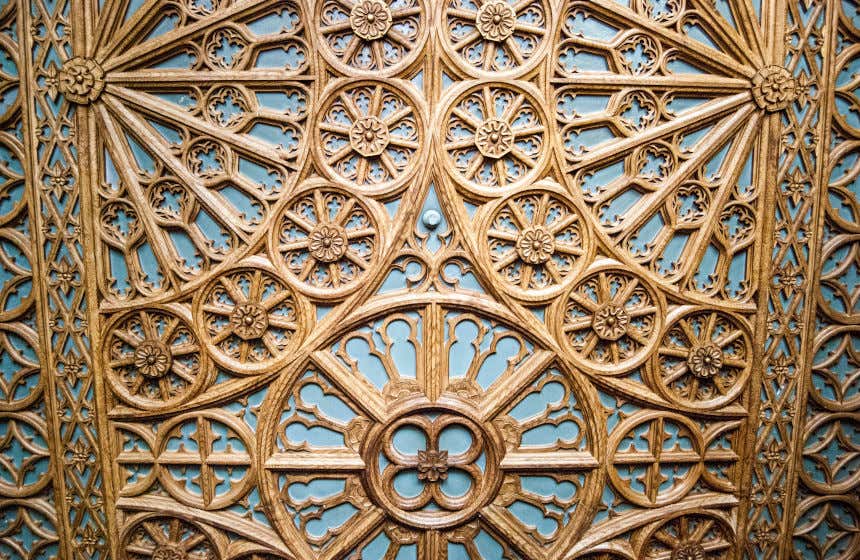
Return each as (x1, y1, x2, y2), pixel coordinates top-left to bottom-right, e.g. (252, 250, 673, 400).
(0, 0, 857, 559)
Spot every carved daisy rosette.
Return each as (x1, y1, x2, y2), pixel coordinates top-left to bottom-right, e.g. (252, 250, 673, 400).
(268, 179, 385, 300)
(193, 257, 310, 375)
(103, 304, 209, 411)
(552, 260, 664, 374)
(317, 0, 429, 77)
(437, 80, 549, 198)
(314, 79, 427, 197)
(438, 0, 553, 78)
(478, 180, 594, 302)
(651, 307, 752, 410)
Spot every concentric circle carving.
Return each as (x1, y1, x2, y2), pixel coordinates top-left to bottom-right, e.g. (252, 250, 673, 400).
(104, 305, 208, 411)
(269, 180, 382, 299)
(194, 260, 308, 374)
(440, 0, 551, 77)
(554, 262, 663, 373)
(439, 82, 548, 197)
(315, 80, 426, 195)
(318, 0, 428, 76)
(479, 182, 592, 302)
(652, 309, 752, 410)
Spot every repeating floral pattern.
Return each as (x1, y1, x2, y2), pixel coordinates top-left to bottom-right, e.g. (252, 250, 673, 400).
(7, 0, 856, 559)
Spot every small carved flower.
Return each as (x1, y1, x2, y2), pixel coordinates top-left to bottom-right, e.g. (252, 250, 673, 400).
(475, 118, 514, 158)
(476, 0, 516, 42)
(45, 163, 72, 199)
(592, 305, 630, 341)
(350, 116, 390, 157)
(515, 227, 555, 264)
(770, 355, 795, 386)
(66, 439, 92, 474)
(686, 344, 723, 379)
(133, 340, 172, 379)
(309, 224, 347, 262)
(762, 439, 787, 472)
(417, 449, 449, 482)
(230, 303, 268, 340)
(59, 353, 86, 386)
(50, 258, 78, 294)
(752, 65, 798, 112)
(350, 0, 393, 41)
(57, 57, 105, 104)
(671, 543, 705, 560)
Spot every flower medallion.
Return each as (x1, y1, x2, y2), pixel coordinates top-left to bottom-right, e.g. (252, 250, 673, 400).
(133, 340, 172, 379)
(752, 65, 798, 112)
(350, 0, 393, 40)
(475, 0, 516, 42)
(56, 57, 104, 104)
(474, 118, 514, 158)
(515, 227, 555, 264)
(349, 115, 390, 157)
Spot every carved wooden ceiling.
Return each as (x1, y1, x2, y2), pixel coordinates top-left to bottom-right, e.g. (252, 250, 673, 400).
(0, 0, 857, 559)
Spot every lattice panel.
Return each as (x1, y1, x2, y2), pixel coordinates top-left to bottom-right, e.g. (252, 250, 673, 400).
(2, 0, 858, 559)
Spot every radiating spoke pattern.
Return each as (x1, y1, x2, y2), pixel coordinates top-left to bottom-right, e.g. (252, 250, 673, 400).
(122, 516, 218, 559)
(270, 181, 380, 297)
(104, 306, 207, 410)
(441, 83, 547, 195)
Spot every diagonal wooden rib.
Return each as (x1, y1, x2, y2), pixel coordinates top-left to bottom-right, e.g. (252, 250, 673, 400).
(688, 0, 764, 68)
(95, 103, 179, 290)
(550, 73, 750, 93)
(479, 350, 556, 421)
(481, 505, 548, 560)
(609, 102, 757, 236)
(311, 350, 388, 423)
(500, 450, 599, 470)
(265, 451, 365, 471)
(109, 85, 301, 171)
(101, 0, 281, 70)
(102, 93, 250, 243)
(107, 69, 313, 86)
(588, 0, 757, 78)
(568, 92, 752, 172)
(320, 509, 386, 560)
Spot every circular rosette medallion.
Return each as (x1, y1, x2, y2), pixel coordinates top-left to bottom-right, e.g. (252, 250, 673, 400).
(479, 182, 592, 302)
(194, 259, 308, 374)
(553, 262, 663, 374)
(440, 0, 551, 77)
(315, 80, 426, 196)
(640, 510, 734, 559)
(652, 309, 752, 410)
(121, 514, 222, 560)
(258, 296, 601, 558)
(269, 180, 383, 299)
(317, 0, 429, 76)
(104, 305, 208, 411)
(439, 82, 548, 197)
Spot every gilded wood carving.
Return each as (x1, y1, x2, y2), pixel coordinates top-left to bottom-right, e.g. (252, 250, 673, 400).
(0, 0, 857, 559)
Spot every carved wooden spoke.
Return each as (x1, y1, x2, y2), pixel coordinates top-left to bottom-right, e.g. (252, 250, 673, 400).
(103, 306, 207, 410)
(122, 515, 219, 560)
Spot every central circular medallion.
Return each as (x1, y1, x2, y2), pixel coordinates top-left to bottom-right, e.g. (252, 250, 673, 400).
(474, 118, 514, 158)
(686, 344, 723, 379)
(363, 399, 503, 529)
(152, 545, 187, 560)
(475, 0, 516, 42)
(349, 115, 391, 157)
(515, 226, 555, 264)
(592, 304, 630, 341)
(672, 542, 706, 560)
(349, 0, 393, 41)
(308, 223, 348, 263)
(133, 340, 173, 379)
(229, 303, 268, 341)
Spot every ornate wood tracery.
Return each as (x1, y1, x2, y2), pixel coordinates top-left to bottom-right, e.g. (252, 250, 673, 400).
(0, 0, 857, 559)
